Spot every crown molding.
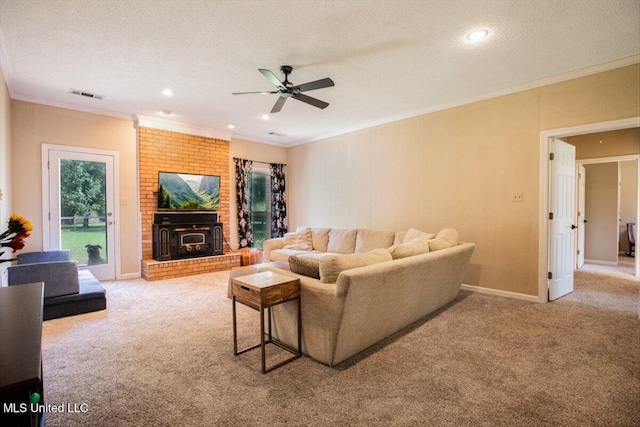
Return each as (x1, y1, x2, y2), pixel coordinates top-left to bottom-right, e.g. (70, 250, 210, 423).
(135, 116, 233, 141)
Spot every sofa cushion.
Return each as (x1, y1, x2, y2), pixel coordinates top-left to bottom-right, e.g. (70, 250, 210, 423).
(387, 238, 431, 259)
(297, 226, 331, 252)
(282, 228, 313, 250)
(289, 255, 321, 279)
(269, 249, 319, 263)
(327, 229, 357, 254)
(403, 228, 436, 243)
(428, 228, 459, 251)
(355, 229, 396, 253)
(319, 248, 392, 283)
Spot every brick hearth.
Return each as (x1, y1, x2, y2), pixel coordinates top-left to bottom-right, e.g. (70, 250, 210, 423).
(141, 253, 241, 281)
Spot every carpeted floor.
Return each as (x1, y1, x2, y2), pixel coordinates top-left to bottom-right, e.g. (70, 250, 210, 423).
(40, 264, 639, 426)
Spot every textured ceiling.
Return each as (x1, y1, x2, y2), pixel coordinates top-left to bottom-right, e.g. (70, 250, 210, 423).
(0, 0, 638, 146)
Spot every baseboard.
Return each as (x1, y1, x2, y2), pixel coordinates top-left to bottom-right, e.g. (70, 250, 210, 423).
(117, 272, 141, 280)
(460, 284, 540, 303)
(584, 259, 618, 266)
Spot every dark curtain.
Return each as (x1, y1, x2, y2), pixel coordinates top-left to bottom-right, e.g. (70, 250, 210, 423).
(234, 158, 253, 248)
(270, 163, 287, 238)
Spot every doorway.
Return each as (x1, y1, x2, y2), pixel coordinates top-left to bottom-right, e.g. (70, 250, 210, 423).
(576, 157, 638, 269)
(42, 144, 119, 280)
(539, 117, 640, 303)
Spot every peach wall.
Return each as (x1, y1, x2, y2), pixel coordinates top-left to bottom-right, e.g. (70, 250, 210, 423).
(570, 128, 640, 159)
(584, 163, 619, 262)
(287, 64, 640, 296)
(10, 101, 139, 276)
(0, 64, 11, 269)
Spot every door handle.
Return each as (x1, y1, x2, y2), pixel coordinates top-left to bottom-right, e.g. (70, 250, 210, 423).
(583, 219, 588, 223)
(571, 224, 577, 229)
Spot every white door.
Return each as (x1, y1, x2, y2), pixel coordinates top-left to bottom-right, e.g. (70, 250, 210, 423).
(576, 164, 586, 268)
(549, 139, 576, 301)
(46, 147, 117, 280)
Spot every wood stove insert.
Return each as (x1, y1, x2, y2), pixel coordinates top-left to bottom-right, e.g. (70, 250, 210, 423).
(152, 212, 223, 261)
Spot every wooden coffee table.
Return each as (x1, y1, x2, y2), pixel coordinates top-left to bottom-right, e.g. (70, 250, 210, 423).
(231, 271, 301, 373)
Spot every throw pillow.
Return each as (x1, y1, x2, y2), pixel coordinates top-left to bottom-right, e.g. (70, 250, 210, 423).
(319, 248, 392, 283)
(327, 228, 357, 254)
(403, 228, 436, 243)
(355, 229, 396, 253)
(289, 255, 320, 279)
(428, 228, 459, 251)
(393, 231, 407, 245)
(387, 238, 431, 259)
(282, 228, 313, 250)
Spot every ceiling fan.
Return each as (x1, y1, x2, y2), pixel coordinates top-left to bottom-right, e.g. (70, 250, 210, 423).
(233, 65, 334, 113)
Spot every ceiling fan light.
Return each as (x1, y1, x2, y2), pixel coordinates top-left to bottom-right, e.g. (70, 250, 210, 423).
(261, 114, 270, 120)
(162, 88, 174, 96)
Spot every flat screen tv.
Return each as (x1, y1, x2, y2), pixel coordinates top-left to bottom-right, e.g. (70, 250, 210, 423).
(158, 172, 220, 211)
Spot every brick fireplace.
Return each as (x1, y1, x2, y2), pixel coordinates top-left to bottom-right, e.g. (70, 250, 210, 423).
(139, 127, 240, 280)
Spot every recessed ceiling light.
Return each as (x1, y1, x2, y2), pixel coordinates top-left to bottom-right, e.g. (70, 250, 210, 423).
(227, 124, 235, 129)
(467, 29, 489, 42)
(261, 114, 270, 120)
(161, 110, 173, 116)
(162, 89, 174, 96)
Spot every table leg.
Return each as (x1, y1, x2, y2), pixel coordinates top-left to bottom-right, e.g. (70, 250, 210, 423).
(260, 306, 266, 374)
(232, 296, 238, 355)
(297, 296, 302, 356)
(268, 306, 272, 341)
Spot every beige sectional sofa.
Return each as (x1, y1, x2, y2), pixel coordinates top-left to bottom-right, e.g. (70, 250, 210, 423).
(235, 226, 475, 366)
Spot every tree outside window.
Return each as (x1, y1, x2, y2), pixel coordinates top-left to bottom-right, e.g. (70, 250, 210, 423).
(249, 170, 271, 249)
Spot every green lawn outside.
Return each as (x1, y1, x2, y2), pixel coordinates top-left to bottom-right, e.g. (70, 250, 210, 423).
(61, 224, 106, 265)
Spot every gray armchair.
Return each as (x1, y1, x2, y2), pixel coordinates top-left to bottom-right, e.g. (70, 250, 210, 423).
(7, 250, 106, 320)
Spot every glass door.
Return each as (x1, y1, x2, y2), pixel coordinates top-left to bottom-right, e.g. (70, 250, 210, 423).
(46, 148, 116, 280)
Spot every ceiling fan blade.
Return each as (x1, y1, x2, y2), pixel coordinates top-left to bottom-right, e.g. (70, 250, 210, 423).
(232, 90, 279, 95)
(293, 77, 335, 93)
(271, 96, 287, 113)
(259, 69, 287, 91)
(292, 93, 329, 109)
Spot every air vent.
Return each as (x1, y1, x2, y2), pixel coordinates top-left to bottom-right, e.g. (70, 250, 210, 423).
(268, 132, 286, 137)
(69, 89, 105, 100)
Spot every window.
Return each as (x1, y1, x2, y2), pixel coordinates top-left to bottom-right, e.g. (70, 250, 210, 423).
(249, 169, 271, 249)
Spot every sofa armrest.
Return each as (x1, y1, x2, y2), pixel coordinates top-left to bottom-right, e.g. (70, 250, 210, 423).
(8, 261, 80, 298)
(263, 237, 285, 262)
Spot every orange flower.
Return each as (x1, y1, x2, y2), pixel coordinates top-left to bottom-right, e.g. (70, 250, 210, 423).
(7, 213, 33, 234)
(0, 214, 32, 262)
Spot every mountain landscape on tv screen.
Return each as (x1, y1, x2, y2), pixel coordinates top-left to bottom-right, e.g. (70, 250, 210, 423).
(158, 172, 220, 210)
